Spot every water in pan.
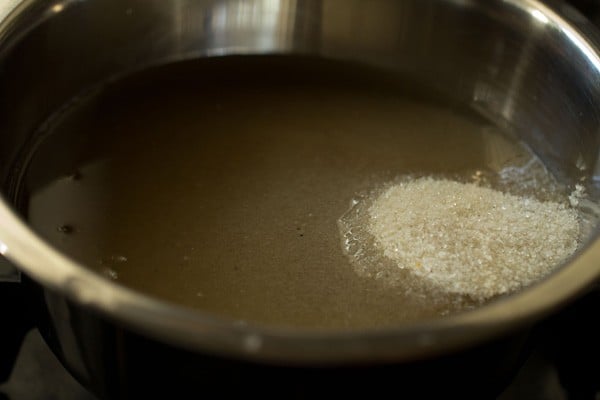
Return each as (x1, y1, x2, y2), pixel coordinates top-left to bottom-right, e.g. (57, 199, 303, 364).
(18, 56, 588, 330)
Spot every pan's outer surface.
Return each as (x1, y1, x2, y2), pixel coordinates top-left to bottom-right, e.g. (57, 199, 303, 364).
(1, 0, 600, 398)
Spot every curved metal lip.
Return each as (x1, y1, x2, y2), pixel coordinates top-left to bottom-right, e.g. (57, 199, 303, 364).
(2, 0, 600, 365)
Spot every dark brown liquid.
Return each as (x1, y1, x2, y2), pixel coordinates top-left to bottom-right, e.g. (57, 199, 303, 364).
(22, 56, 534, 330)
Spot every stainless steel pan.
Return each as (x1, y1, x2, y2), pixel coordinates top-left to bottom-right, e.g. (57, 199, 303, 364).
(1, 0, 600, 398)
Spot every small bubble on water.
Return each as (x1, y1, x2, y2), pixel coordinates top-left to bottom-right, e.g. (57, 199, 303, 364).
(103, 268, 118, 280)
(57, 224, 74, 234)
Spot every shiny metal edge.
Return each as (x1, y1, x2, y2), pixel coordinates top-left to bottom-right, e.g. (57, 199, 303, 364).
(0, 0, 22, 283)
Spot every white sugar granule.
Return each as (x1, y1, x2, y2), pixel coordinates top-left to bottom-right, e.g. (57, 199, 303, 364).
(367, 177, 580, 301)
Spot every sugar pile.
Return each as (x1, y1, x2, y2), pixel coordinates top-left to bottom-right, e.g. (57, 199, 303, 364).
(365, 177, 580, 301)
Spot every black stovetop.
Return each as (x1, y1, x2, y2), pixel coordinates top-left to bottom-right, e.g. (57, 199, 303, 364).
(0, 331, 92, 400)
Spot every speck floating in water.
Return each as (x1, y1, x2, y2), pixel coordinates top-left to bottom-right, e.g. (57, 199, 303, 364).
(56, 224, 74, 234)
(103, 268, 118, 280)
(99, 254, 128, 267)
